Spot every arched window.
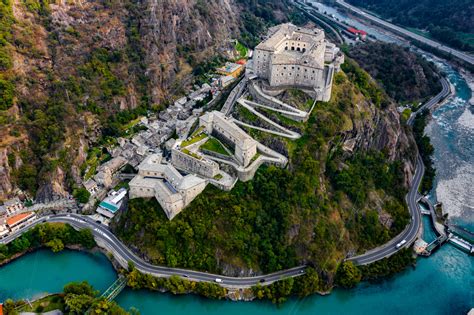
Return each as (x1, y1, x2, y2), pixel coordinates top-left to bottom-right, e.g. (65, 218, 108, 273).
(291, 47, 295, 51)
(297, 47, 301, 52)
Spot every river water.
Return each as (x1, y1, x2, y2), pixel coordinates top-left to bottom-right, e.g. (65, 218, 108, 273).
(0, 67, 472, 315)
(1, 2, 473, 314)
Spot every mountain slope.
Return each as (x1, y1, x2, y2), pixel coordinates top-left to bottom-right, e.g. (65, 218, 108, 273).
(113, 61, 417, 288)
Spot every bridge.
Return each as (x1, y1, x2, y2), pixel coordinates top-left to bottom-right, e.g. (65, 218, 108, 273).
(101, 276, 128, 301)
(447, 225, 474, 254)
(417, 197, 474, 256)
(448, 234, 474, 254)
(0, 77, 458, 284)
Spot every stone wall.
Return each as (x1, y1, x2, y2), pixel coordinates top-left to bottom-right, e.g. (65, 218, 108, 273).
(171, 149, 219, 178)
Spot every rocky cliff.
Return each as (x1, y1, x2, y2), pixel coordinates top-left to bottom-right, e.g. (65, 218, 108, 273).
(0, 0, 249, 201)
(0, 0, 416, 206)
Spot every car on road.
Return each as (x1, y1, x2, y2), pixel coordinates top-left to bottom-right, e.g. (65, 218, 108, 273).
(259, 279, 265, 283)
(215, 278, 222, 283)
(396, 239, 407, 248)
(182, 275, 189, 278)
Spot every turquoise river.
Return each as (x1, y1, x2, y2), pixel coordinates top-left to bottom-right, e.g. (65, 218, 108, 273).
(1, 4, 473, 314)
(0, 66, 472, 314)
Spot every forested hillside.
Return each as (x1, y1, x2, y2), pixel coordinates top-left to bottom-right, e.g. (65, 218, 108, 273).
(114, 61, 417, 291)
(0, 0, 297, 202)
(347, 42, 442, 103)
(347, 0, 474, 52)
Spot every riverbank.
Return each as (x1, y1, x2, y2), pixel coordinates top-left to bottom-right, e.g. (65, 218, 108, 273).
(0, 246, 470, 314)
(459, 69, 474, 104)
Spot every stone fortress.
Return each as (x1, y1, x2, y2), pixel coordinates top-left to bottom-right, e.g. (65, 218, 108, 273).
(253, 23, 343, 102)
(129, 23, 341, 220)
(129, 154, 207, 220)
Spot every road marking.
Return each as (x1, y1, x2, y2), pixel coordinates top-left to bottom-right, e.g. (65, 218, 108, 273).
(93, 228, 111, 241)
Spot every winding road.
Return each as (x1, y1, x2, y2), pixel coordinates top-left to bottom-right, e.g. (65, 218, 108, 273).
(0, 213, 305, 288)
(336, 0, 474, 66)
(348, 78, 451, 265)
(0, 83, 452, 285)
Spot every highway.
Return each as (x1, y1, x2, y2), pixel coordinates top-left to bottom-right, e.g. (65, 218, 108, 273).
(336, 0, 474, 66)
(0, 213, 305, 288)
(293, 1, 344, 44)
(348, 78, 451, 265)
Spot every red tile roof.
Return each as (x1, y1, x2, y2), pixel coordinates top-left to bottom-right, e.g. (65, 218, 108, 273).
(0, 303, 3, 315)
(347, 27, 367, 35)
(6, 212, 34, 227)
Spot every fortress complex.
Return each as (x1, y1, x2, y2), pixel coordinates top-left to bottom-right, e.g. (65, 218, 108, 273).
(200, 111, 257, 167)
(129, 154, 207, 220)
(253, 23, 343, 101)
(171, 110, 259, 181)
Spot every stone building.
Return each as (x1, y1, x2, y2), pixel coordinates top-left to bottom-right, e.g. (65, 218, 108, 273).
(200, 111, 257, 167)
(171, 149, 220, 178)
(253, 23, 343, 101)
(129, 154, 207, 220)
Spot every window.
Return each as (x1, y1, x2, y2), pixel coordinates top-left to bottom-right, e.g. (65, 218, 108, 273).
(292, 66, 294, 70)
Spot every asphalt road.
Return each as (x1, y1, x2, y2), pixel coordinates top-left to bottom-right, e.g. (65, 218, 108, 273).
(0, 83, 452, 282)
(294, 1, 344, 44)
(407, 77, 450, 125)
(348, 78, 451, 265)
(1, 214, 305, 288)
(336, 0, 474, 66)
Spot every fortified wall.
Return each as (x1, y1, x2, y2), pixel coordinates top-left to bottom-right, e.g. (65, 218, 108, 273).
(171, 149, 220, 178)
(200, 111, 257, 167)
(129, 154, 207, 219)
(253, 23, 343, 101)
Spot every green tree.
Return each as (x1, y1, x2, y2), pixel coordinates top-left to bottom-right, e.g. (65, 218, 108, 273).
(293, 267, 320, 297)
(64, 293, 94, 314)
(335, 261, 361, 288)
(0, 78, 14, 110)
(73, 188, 91, 203)
(63, 281, 97, 296)
(46, 238, 64, 252)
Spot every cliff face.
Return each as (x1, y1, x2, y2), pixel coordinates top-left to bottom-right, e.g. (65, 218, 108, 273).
(0, 0, 242, 201)
(348, 42, 442, 103)
(0, 0, 416, 205)
(141, 0, 240, 102)
(345, 92, 417, 187)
